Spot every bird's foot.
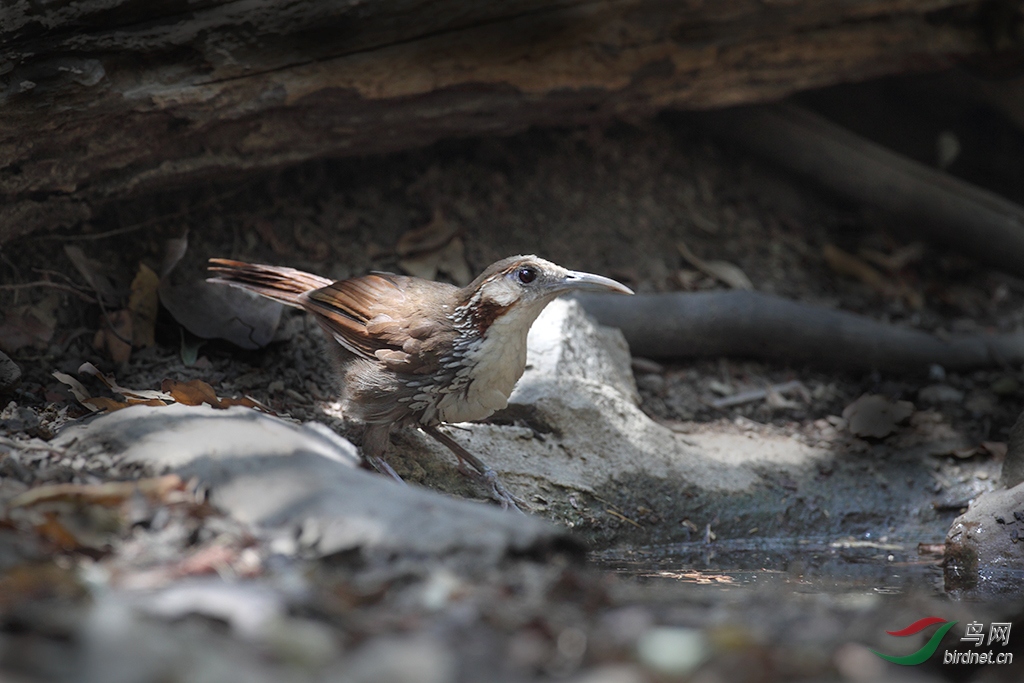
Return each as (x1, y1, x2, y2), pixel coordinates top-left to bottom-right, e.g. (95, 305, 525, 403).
(425, 425, 525, 513)
(473, 467, 525, 513)
(365, 455, 407, 485)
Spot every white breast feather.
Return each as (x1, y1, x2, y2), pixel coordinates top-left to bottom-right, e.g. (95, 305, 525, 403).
(436, 301, 548, 423)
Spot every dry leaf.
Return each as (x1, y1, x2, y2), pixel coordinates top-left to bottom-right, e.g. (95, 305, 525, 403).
(400, 236, 472, 285)
(396, 209, 458, 257)
(92, 309, 133, 364)
(0, 308, 53, 353)
(160, 378, 273, 413)
(8, 475, 183, 509)
(128, 263, 160, 348)
(160, 231, 190, 280)
(677, 241, 753, 290)
(35, 513, 84, 551)
(219, 396, 273, 413)
(981, 441, 1008, 460)
(823, 244, 923, 308)
(52, 371, 99, 411)
(842, 394, 914, 438)
(55, 366, 170, 413)
(859, 242, 925, 272)
(6, 476, 184, 552)
(435, 236, 472, 286)
(64, 245, 119, 305)
(0, 295, 59, 353)
(161, 378, 221, 407)
(823, 244, 894, 293)
(78, 362, 173, 402)
(82, 396, 133, 412)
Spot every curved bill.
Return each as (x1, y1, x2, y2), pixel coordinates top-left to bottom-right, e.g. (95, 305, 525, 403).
(559, 270, 634, 295)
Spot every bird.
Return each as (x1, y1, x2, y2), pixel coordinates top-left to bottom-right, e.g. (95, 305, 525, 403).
(208, 255, 634, 509)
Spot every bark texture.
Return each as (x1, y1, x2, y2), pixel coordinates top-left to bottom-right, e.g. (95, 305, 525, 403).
(1, 0, 1015, 241)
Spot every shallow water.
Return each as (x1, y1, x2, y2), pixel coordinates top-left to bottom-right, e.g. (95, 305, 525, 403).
(592, 535, 947, 596)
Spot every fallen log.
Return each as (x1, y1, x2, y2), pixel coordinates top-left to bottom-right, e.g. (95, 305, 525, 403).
(1, 0, 1010, 242)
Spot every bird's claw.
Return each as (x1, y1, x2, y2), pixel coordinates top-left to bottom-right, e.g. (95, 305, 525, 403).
(480, 468, 525, 513)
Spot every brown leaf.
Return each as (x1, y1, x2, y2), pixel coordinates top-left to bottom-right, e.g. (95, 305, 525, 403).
(980, 441, 1008, 461)
(92, 309, 133, 364)
(399, 236, 472, 285)
(842, 394, 914, 438)
(435, 236, 472, 286)
(0, 564, 87, 610)
(128, 263, 160, 348)
(78, 362, 173, 402)
(161, 378, 222, 407)
(823, 244, 923, 308)
(8, 475, 184, 509)
(677, 241, 753, 290)
(219, 395, 275, 414)
(858, 242, 926, 272)
(36, 513, 84, 551)
(397, 209, 458, 257)
(823, 244, 894, 293)
(82, 396, 134, 412)
(0, 295, 59, 353)
(52, 371, 100, 411)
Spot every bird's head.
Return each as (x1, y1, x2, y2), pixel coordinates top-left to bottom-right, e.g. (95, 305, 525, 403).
(455, 255, 633, 333)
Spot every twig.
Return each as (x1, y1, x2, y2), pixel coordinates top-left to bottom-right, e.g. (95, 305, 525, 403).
(34, 186, 249, 242)
(0, 280, 97, 303)
(711, 380, 806, 408)
(605, 508, 643, 529)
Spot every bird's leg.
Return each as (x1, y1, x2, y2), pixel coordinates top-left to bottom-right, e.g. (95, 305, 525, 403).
(362, 423, 406, 485)
(421, 425, 524, 513)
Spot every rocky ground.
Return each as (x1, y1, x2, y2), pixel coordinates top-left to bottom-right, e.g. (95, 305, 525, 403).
(1, 73, 1023, 681)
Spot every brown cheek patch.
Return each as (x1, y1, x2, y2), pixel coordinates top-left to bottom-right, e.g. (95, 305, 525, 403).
(471, 300, 513, 334)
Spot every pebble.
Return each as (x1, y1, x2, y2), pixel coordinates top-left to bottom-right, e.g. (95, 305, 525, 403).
(636, 627, 708, 676)
(0, 351, 21, 392)
(635, 374, 665, 394)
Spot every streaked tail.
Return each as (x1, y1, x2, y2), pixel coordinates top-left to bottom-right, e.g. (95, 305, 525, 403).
(207, 258, 334, 307)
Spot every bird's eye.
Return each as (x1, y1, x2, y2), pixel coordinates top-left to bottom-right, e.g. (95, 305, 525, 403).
(516, 266, 537, 284)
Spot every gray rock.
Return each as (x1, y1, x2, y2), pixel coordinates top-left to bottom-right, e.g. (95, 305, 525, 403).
(1002, 408, 1024, 488)
(408, 299, 966, 543)
(0, 350, 21, 392)
(944, 482, 1024, 598)
(52, 403, 572, 565)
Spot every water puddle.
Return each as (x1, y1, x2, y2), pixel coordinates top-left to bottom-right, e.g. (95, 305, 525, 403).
(592, 535, 946, 595)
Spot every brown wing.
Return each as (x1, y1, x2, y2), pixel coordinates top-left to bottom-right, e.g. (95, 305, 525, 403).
(301, 272, 459, 374)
